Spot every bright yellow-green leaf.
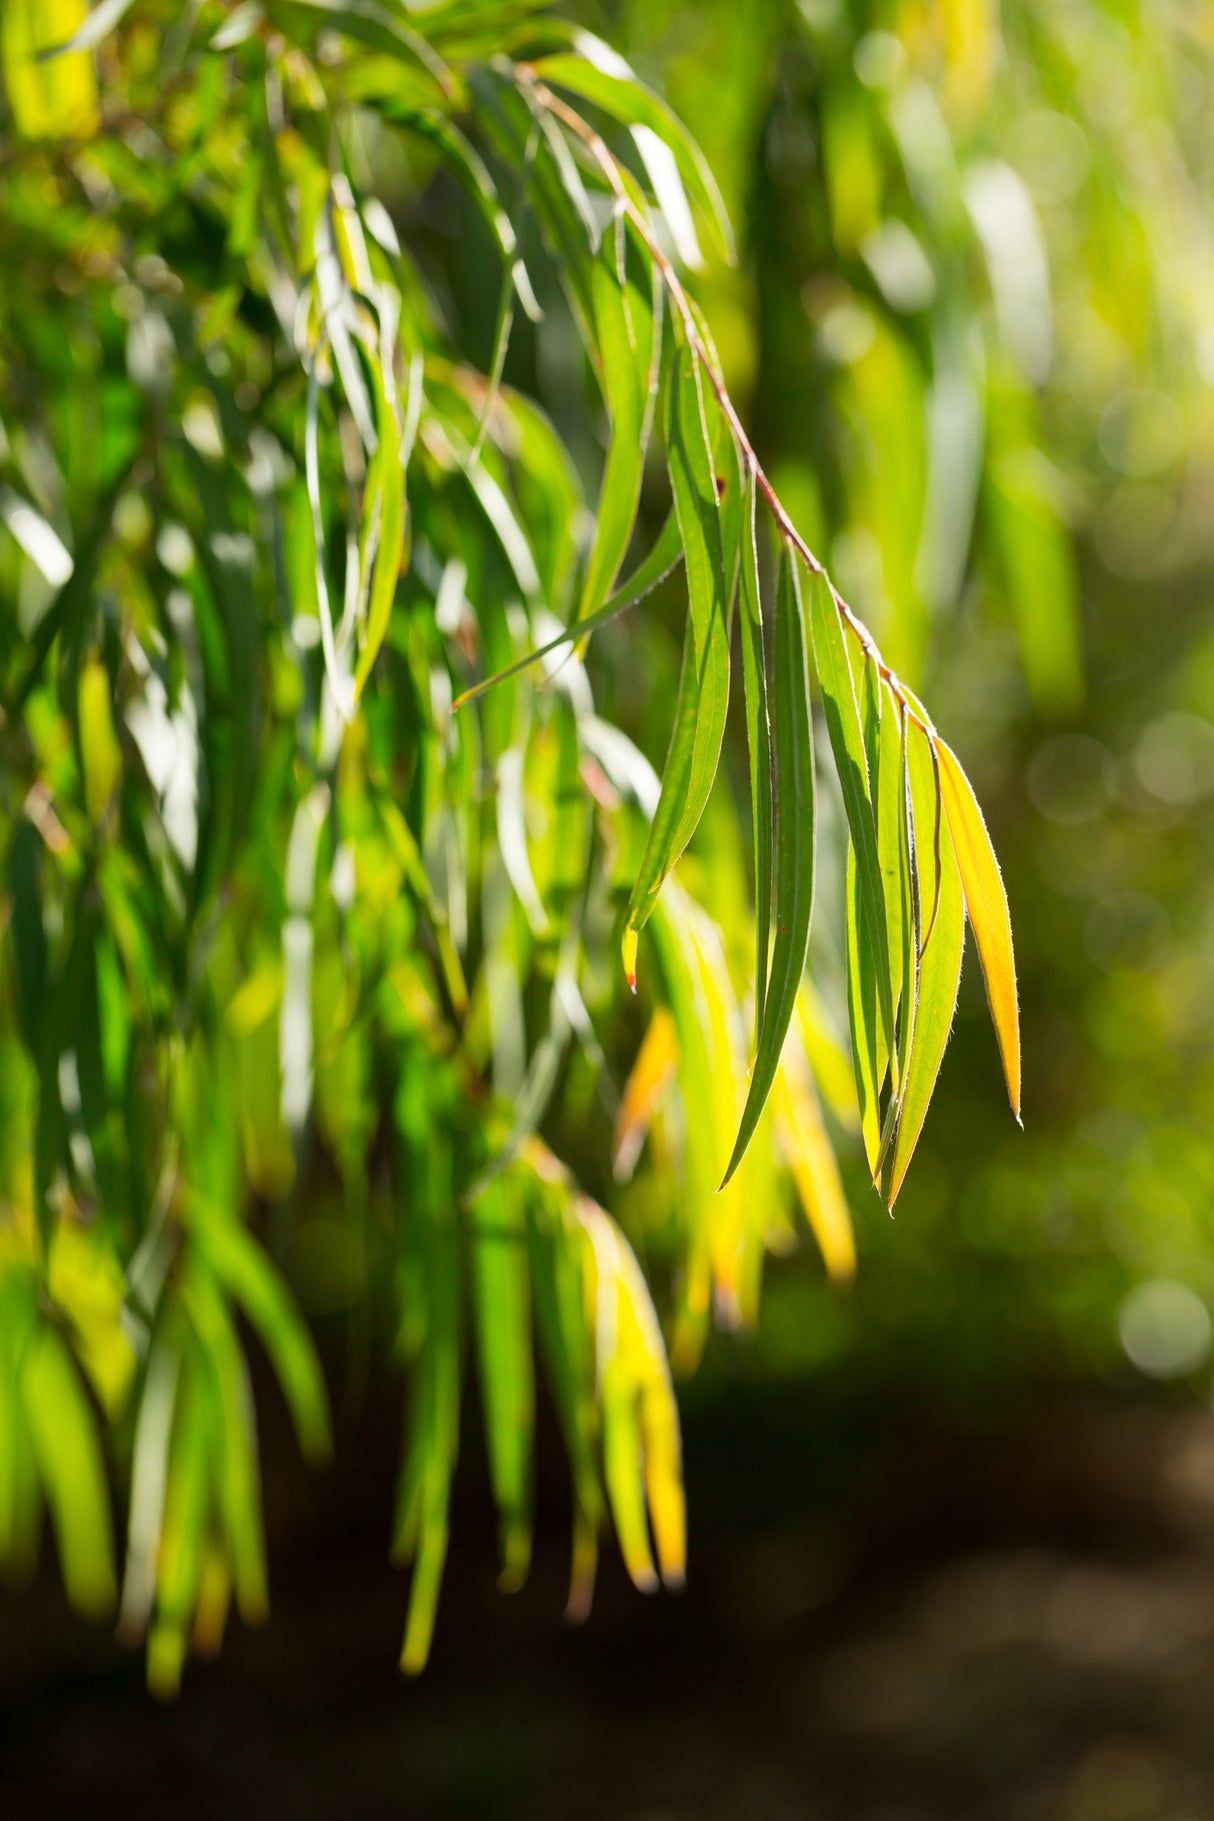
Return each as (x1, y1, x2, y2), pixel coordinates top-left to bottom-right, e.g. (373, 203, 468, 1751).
(883, 722, 966, 1209)
(936, 738, 1020, 1119)
(723, 547, 814, 1185)
(78, 658, 121, 825)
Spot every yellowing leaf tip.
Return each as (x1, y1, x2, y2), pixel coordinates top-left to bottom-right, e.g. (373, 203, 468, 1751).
(622, 925, 639, 992)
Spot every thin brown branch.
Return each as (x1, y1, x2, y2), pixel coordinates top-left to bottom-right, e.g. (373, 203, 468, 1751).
(517, 69, 935, 744)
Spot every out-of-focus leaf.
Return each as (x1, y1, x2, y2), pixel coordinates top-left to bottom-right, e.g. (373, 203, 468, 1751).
(937, 738, 1020, 1119)
(470, 1180, 534, 1586)
(20, 1321, 116, 1619)
(985, 446, 1084, 717)
(78, 658, 122, 826)
(146, 1351, 208, 1699)
(39, 0, 132, 56)
(190, 1205, 332, 1464)
(724, 548, 814, 1185)
(775, 1033, 856, 1283)
(354, 344, 407, 700)
(5, 0, 99, 135)
(882, 722, 965, 1209)
(612, 1006, 677, 1181)
(452, 508, 682, 710)
(524, 1161, 600, 1621)
(186, 1271, 267, 1626)
(581, 1199, 684, 1592)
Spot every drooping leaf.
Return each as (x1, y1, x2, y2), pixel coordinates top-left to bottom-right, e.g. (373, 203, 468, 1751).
(737, 468, 773, 1040)
(189, 1205, 332, 1465)
(612, 1006, 678, 1181)
(353, 342, 407, 699)
(530, 42, 735, 265)
(936, 738, 1020, 1119)
(774, 1031, 856, 1284)
(882, 721, 965, 1209)
(723, 548, 814, 1186)
(807, 572, 894, 1077)
(578, 220, 655, 624)
(623, 345, 732, 974)
(20, 1321, 116, 1620)
(451, 506, 683, 710)
(470, 1181, 534, 1586)
(845, 844, 884, 1176)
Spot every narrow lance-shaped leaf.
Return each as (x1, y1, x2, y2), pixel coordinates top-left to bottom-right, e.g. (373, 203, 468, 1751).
(622, 344, 731, 983)
(936, 739, 1021, 1120)
(876, 696, 920, 1174)
(353, 329, 406, 699)
(578, 218, 654, 624)
(845, 845, 883, 1176)
(451, 507, 683, 711)
(774, 1036, 856, 1284)
(808, 573, 894, 1071)
(723, 548, 814, 1186)
(875, 681, 907, 1053)
(470, 1181, 534, 1587)
(882, 721, 965, 1209)
(737, 466, 773, 1039)
(20, 1322, 117, 1620)
(530, 43, 735, 265)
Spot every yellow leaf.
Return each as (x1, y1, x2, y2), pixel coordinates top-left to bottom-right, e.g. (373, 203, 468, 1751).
(775, 1038, 856, 1284)
(936, 738, 1021, 1121)
(78, 659, 121, 826)
(612, 1007, 678, 1181)
(1, 0, 99, 141)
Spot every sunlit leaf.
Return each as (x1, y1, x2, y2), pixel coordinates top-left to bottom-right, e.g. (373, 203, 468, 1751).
(936, 738, 1020, 1119)
(531, 42, 735, 265)
(623, 345, 732, 975)
(808, 572, 894, 1085)
(882, 722, 966, 1209)
(724, 548, 814, 1185)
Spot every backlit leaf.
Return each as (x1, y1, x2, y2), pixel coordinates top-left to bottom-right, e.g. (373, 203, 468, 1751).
(882, 722, 965, 1209)
(623, 345, 732, 971)
(936, 737, 1020, 1119)
(723, 548, 814, 1185)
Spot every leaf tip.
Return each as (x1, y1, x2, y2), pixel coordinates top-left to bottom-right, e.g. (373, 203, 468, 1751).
(622, 925, 639, 992)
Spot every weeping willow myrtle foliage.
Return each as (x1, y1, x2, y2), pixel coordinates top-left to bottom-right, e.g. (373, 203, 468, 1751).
(0, 0, 1019, 1686)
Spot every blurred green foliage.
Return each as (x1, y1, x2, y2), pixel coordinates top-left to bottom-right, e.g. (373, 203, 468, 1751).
(1, 0, 1212, 1694)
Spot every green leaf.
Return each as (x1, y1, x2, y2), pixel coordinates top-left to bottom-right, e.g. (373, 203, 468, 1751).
(737, 468, 773, 1040)
(577, 221, 655, 624)
(531, 42, 735, 265)
(190, 1206, 332, 1465)
(882, 721, 965, 1209)
(470, 1182, 534, 1587)
(354, 344, 407, 700)
(451, 506, 682, 710)
(21, 1322, 116, 1620)
(623, 346, 732, 970)
(186, 1271, 267, 1625)
(845, 844, 884, 1176)
(146, 1349, 208, 1699)
(808, 573, 894, 1075)
(875, 681, 907, 1053)
(937, 737, 1020, 1119)
(723, 548, 814, 1186)
(525, 1175, 601, 1620)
